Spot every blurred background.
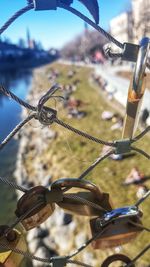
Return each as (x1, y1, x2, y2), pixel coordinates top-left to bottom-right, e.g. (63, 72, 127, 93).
(0, 1, 150, 267)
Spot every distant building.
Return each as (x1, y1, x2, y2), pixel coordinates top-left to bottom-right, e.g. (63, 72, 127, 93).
(26, 28, 36, 49)
(110, 12, 133, 49)
(132, 0, 150, 42)
(110, 0, 150, 50)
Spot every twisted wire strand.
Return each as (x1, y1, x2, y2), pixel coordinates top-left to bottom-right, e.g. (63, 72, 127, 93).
(135, 190, 150, 207)
(64, 194, 107, 212)
(131, 126, 150, 143)
(58, 3, 124, 49)
(4, 200, 45, 237)
(54, 118, 114, 147)
(0, 215, 108, 266)
(78, 149, 114, 180)
(104, 48, 150, 71)
(0, 4, 34, 35)
(62, 149, 114, 193)
(0, 3, 149, 267)
(0, 113, 36, 151)
(2, 86, 150, 160)
(0, 240, 92, 267)
(125, 244, 150, 267)
(130, 146, 150, 159)
(68, 260, 93, 267)
(1, 86, 115, 147)
(0, 242, 54, 264)
(105, 47, 123, 59)
(129, 221, 150, 232)
(67, 226, 108, 260)
(0, 86, 36, 111)
(0, 176, 28, 193)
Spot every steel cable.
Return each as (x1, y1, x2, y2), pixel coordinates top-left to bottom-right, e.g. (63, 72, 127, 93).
(129, 221, 150, 232)
(0, 3, 149, 266)
(54, 118, 115, 147)
(64, 194, 108, 212)
(0, 86, 36, 111)
(0, 176, 28, 193)
(135, 190, 150, 207)
(58, 3, 124, 49)
(131, 126, 150, 143)
(0, 4, 34, 35)
(130, 146, 150, 159)
(124, 244, 150, 267)
(78, 149, 114, 180)
(5, 200, 45, 237)
(0, 113, 36, 151)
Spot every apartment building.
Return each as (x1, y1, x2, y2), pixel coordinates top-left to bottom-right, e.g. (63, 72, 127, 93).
(110, 12, 133, 49)
(132, 0, 150, 42)
(110, 0, 150, 49)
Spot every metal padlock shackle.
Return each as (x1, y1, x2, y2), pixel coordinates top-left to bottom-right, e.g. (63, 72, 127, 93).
(122, 37, 150, 138)
(101, 254, 135, 267)
(51, 178, 112, 216)
(51, 178, 103, 200)
(133, 37, 150, 95)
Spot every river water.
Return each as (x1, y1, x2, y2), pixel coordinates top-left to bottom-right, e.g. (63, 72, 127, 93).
(0, 70, 32, 225)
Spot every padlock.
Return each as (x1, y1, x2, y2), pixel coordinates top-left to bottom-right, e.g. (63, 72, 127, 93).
(51, 178, 112, 216)
(90, 206, 143, 249)
(101, 254, 135, 267)
(0, 225, 27, 267)
(16, 186, 63, 230)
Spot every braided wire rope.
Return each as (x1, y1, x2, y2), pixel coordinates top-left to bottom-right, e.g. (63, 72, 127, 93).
(1, 86, 150, 158)
(104, 47, 150, 71)
(0, 4, 34, 35)
(58, 3, 124, 49)
(0, 176, 28, 193)
(0, 85, 150, 266)
(0, 2, 149, 267)
(125, 244, 150, 267)
(63, 194, 108, 212)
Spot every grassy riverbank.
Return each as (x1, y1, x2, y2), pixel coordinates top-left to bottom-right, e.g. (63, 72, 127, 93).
(19, 62, 150, 266)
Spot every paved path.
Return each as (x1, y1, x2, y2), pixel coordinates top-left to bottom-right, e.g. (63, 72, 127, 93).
(59, 59, 150, 114)
(94, 64, 150, 112)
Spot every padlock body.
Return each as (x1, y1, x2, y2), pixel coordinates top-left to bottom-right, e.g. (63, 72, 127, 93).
(90, 216, 142, 249)
(21, 203, 54, 230)
(16, 186, 55, 230)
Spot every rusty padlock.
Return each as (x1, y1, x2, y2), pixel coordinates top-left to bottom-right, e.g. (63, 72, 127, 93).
(0, 225, 27, 267)
(90, 206, 143, 249)
(16, 186, 63, 230)
(51, 178, 112, 216)
(101, 254, 135, 267)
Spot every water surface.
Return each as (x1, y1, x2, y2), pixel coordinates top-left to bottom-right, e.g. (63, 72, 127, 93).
(0, 70, 32, 224)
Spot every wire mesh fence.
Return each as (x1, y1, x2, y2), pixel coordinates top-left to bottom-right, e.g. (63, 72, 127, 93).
(0, 1, 149, 266)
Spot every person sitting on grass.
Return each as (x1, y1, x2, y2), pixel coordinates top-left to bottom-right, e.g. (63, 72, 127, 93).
(123, 167, 145, 185)
(136, 185, 148, 199)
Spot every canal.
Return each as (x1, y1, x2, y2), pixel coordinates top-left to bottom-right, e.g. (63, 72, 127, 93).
(0, 70, 32, 225)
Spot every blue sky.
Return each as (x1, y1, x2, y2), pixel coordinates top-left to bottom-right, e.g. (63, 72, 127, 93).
(0, 0, 131, 49)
